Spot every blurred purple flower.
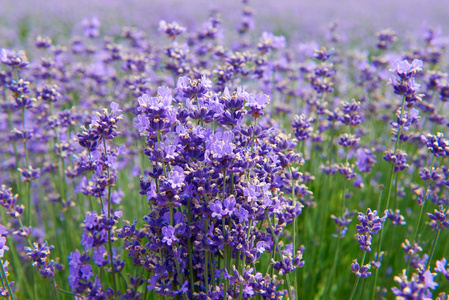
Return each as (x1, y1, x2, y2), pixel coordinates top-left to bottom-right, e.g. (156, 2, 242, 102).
(159, 20, 186, 39)
(435, 258, 449, 280)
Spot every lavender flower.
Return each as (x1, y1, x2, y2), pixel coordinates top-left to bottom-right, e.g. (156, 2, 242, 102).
(356, 208, 388, 235)
(376, 28, 397, 50)
(168, 166, 185, 189)
(331, 209, 354, 237)
(161, 226, 179, 246)
(391, 270, 437, 299)
(177, 76, 209, 98)
(292, 114, 313, 141)
(91, 102, 123, 141)
(0, 225, 9, 258)
(355, 147, 377, 173)
(0, 48, 29, 68)
(81, 17, 101, 38)
(36, 84, 61, 102)
(435, 258, 449, 281)
(244, 92, 270, 119)
(0, 225, 13, 297)
(388, 59, 424, 107)
(371, 251, 385, 269)
(389, 59, 423, 80)
(421, 133, 449, 157)
(25, 241, 59, 278)
(383, 150, 409, 172)
(356, 234, 373, 252)
(159, 20, 186, 39)
(17, 166, 40, 182)
(257, 32, 286, 53)
(427, 206, 449, 230)
(351, 259, 372, 277)
(388, 209, 406, 225)
(2, 5, 449, 299)
(0, 185, 24, 218)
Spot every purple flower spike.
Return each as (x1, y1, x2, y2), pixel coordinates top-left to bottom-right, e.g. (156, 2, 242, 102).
(0, 185, 24, 218)
(435, 258, 449, 281)
(168, 166, 185, 189)
(235, 206, 249, 223)
(81, 17, 101, 38)
(110, 102, 122, 114)
(161, 226, 178, 246)
(388, 58, 424, 107)
(159, 20, 186, 39)
(356, 208, 388, 235)
(245, 92, 270, 119)
(0, 225, 9, 258)
(392, 269, 435, 299)
(351, 259, 372, 278)
(356, 234, 372, 252)
(371, 252, 385, 269)
(421, 133, 449, 157)
(256, 241, 267, 254)
(331, 209, 354, 238)
(423, 270, 439, 290)
(257, 31, 286, 53)
(210, 200, 223, 219)
(389, 59, 423, 79)
(222, 197, 236, 216)
(427, 205, 449, 230)
(388, 209, 406, 225)
(0, 48, 29, 68)
(356, 148, 377, 173)
(243, 185, 259, 202)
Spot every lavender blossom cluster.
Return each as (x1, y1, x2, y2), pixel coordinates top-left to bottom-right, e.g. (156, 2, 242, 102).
(1, 1, 449, 299)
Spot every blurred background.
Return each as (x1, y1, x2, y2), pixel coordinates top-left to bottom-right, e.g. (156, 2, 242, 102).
(1, 0, 449, 47)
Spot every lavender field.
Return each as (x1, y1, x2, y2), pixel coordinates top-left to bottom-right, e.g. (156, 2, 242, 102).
(1, 0, 449, 299)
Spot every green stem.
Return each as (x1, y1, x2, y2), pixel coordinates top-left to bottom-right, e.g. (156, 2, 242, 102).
(50, 103, 68, 203)
(102, 138, 117, 300)
(265, 211, 293, 300)
(222, 218, 228, 299)
(426, 228, 441, 271)
(349, 251, 367, 300)
(238, 257, 244, 300)
(0, 259, 13, 300)
(196, 95, 204, 127)
(0, 275, 6, 297)
(289, 166, 300, 299)
(324, 178, 347, 297)
(157, 131, 167, 178)
(143, 271, 151, 300)
(187, 197, 195, 295)
(6, 237, 33, 298)
(327, 121, 336, 162)
(324, 235, 341, 297)
(210, 254, 216, 292)
(169, 203, 187, 300)
(412, 157, 436, 245)
(266, 247, 275, 274)
(222, 168, 228, 298)
(371, 95, 407, 299)
(21, 107, 32, 227)
(52, 281, 58, 300)
(53, 279, 82, 297)
(371, 190, 384, 300)
(251, 118, 258, 153)
(203, 218, 209, 295)
(380, 94, 407, 213)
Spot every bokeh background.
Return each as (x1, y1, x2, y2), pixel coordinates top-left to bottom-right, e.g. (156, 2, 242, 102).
(2, 0, 449, 48)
